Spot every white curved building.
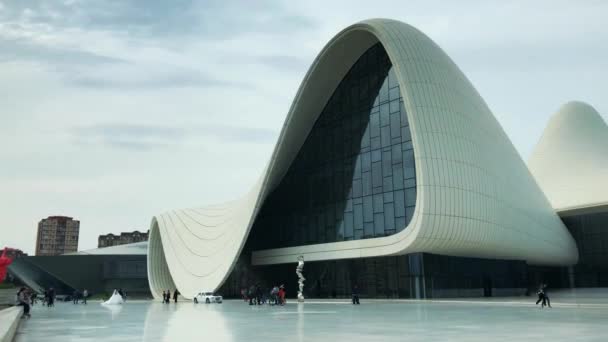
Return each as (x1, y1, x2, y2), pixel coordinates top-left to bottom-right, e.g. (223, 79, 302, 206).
(529, 101, 608, 215)
(148, 19, 578, 300)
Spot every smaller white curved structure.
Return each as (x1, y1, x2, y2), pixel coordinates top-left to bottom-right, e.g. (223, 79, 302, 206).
(529, 101, 608, 214)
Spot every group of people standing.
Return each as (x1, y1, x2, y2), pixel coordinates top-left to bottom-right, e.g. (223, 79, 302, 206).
(535, 283, 551, 308)
(162, 289, 179, 303)
(71, 289, 89, 304)
(243, 284, 286, 305)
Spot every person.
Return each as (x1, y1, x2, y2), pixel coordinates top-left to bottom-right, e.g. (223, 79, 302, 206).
(162, 291, 166, 303)
(535, 284, 544, 307)
(541, 284, 551, 308)
(241, 288, 247, 302)
(248, 285, 256, 305)
(42, 289, 48, 306)
(352, 284, 360, 305)
(73, 289, 79, 304)
(271, 285, 279, 305)
(173, 289, 179, 303)
(255, 284, 263, 305)
(82, 289, 88, 305)
(17, 288, 31, 318)
(166, 289, 171, 304)
(47, 288, 55, 307)
(47, 287, 55, 307)
(30, 292, 37, 306)
(278, 285, 286, 305)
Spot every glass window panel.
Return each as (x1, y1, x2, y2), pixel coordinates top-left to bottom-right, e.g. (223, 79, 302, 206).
(344, 212, 353, 238)
(395, 216, 406, 231)
(382, 150, 392, 177)
(400, 101, 408, 124)
(383, 176, 394, 191)
(354, 229, 363, 240)
(372, 162, 383, 188)
(371, 149, 382, 162)
(379, 79, 389, 103)
(363, 196, 374, 222)
(383, 191, 394, 203)
(405, 188, 417, 206)
(371, 136, 381, 150)
(384, 203, 395, 231)
(389, 99, 400, 113)
(370, 112, 380, 138)
(392, 144, 402, 164)
(392, 165, 404, 190)
(353, 179, 361, 198)
(374, 213, 385, 236)
(380, 103, 390, 126)
(364, 222, 374, 237)
(354, 204, 364, 230)
(362, 171, 372, 196)
(390, 113, 401, 138)
(401, 127, 411, 143)
(394, 190, 406, 217)
(373, 193, 384, 213)
(389, 87, 400, 101)
(381, 126, 391, 148)
(361, 151, 371, 172)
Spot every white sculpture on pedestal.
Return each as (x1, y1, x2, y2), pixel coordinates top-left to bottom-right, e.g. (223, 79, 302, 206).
(296, 255, 305, 302)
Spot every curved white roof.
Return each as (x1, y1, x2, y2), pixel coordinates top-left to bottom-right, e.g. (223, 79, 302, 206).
(529, 101, 608, 214)
(72, 241, 148, 255)
(148, 19, 578, 299)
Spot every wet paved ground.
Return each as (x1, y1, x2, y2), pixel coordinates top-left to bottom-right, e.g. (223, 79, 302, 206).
(14, 289, 608, 342)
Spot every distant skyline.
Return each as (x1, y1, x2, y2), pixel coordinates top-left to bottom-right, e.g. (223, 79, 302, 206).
(1, 0, 607, 254)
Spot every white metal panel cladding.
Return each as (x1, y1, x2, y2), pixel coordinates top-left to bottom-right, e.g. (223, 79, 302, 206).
(529, 101, 608, 213)
(147, 19, 578, 299)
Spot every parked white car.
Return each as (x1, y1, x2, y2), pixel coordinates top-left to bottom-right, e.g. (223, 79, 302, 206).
(193, 292, 223, 304)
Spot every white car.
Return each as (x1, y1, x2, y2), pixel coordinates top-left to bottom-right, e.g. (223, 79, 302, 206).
(193, 292, 223, 304)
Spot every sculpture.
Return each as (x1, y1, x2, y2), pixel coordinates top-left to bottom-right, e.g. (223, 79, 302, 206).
(296, 255, 305, 302)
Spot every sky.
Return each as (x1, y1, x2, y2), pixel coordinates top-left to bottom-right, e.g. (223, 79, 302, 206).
(1, 0, 607, 254)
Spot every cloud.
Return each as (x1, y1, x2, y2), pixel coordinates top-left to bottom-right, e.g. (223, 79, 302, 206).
(70, 124, 186, 150)
(255, 55, 309, 71)
(70, 123, 277, 150)
(0, 37, 126, 65)
(67, 68, 251, 90)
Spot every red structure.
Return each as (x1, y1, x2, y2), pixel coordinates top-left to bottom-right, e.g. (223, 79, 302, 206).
(0, 248, 18, 283)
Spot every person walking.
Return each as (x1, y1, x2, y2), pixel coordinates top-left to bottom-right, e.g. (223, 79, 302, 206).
(248, 285, 256, 305)
(535, 284, 545, 307)
(82, 289, 88, 305)
(73, 289, 79, 304)
(17, 288, 31, 318)
(166, 289, 171, 304)
(173, 289, 179, 303)
(47, 288, 55, 307)
(255, 284, 263, 305)
(278, 285, 286, 305)
(352, 284, 360, 305)
(271, 285, 279, 305)
(541, 284, 551, 308)
(162, 291, 166, 303)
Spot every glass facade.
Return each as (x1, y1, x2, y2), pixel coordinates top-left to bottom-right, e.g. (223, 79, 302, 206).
(219, 253, 527, 299)
(562, 211, 608, 287)
(252, 43, 416, 250)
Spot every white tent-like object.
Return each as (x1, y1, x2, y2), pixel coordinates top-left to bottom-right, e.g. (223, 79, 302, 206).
(102, 290, 124, 305)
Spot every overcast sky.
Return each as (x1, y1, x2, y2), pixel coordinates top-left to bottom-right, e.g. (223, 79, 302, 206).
(1, 0, 607, 254)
